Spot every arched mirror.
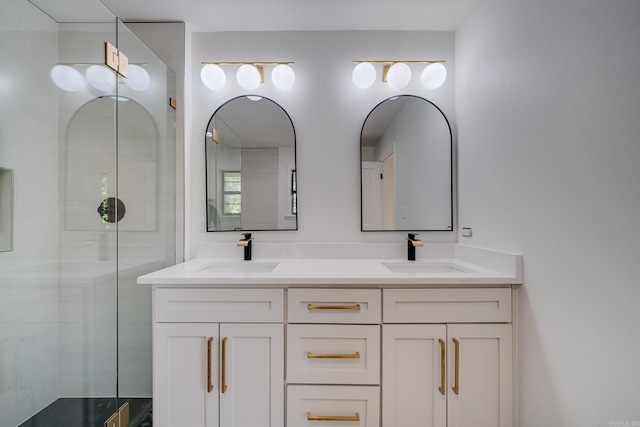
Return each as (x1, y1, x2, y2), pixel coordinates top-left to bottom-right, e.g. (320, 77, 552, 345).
(360, 95, 452, 231)
(205, 96, 297, 231)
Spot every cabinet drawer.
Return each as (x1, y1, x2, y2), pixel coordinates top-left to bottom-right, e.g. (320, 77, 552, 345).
(287, 324, 380, 385)
(384, 288, 511, 323)
(287, 385, 380, 427)
(155, 288, 283, 322)
(288, 288, 381, 324)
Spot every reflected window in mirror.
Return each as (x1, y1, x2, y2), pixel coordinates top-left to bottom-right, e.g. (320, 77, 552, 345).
(360, 95, 453, 231)
(205, 96, 297, 231)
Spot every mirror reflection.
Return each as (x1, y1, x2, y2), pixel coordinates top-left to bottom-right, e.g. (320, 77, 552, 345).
(361, 95, 452, 231)
(205, 96, 297, 231)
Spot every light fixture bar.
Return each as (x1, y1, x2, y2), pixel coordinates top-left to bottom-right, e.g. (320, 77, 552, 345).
(57, 62, 148, 66)
(353, 60, 445, 65)
(201, 61, 295, 66)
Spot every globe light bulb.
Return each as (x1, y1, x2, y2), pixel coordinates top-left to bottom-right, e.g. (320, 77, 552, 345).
(386, 63, 411, 89)
(352, 62, 376, 89)
(271, 64, 295, 90)
(86, 65, 116, 96)
(123, 64, 151, 91)
(421, 63, 447, 89)
(50, 65, 84, 92)
(200, 64, 226, 90)
(236, 64, 261, 91)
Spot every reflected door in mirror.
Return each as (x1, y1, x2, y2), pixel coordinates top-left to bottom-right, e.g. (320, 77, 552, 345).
(360, 95, 453, 231)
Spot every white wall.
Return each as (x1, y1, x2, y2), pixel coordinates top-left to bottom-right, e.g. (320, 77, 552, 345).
(456, 1, 640, 425)
(190, 31, 457, 257)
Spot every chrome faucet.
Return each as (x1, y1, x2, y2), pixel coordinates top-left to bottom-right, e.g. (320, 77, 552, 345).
(237, 233, 253, 260)
(407, 233, 423, 261)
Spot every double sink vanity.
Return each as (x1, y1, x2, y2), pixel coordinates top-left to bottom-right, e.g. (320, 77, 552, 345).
(148, 88, 521, 426)
(139, 244, 522, 427)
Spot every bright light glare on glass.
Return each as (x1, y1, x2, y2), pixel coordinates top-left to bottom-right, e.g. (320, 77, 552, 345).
(271, 64, 295, 90)
(236, 64, 261, 90)
(421, 63, 447, 89)
(201, 64, 226, 90)
(123, 64, 151, 91)
(386, 63, 411, 89)
(352, 62, 376, 89)
(50, 65, 84, 92)
(85, 65, 116, 96)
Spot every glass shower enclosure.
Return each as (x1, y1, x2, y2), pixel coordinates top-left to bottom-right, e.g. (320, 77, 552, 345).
(0, 0, 177, 425)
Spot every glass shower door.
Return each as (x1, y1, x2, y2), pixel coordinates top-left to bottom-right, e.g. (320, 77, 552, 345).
(0, 1, 176, 426)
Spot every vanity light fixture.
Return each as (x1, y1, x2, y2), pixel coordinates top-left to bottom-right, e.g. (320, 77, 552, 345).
(352, 60, 447, 90)
(200, 61, 296, 91)
(50, 63, 151, 94)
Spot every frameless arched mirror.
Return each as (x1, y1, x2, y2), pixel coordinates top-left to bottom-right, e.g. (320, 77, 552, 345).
(205, 96, 297, 231)
(361, 95, 452, 231)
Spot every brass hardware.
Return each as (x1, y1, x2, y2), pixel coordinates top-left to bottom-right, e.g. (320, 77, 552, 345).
(237, 239, 252, 247)
(307, 351, 360, 359)
(406, 237, 424, 247)
(169, 97, 177, 110)
(104, 412, 119, 427)
(201, 61, 295, 66)
(307, 304, 361, 311)
(104, 41, 129, 78)
(439, 338, 446, 395)
(118, 402, 129, 427)
(207, 337, 214, 392)
(353, 60, 446, 65)
(118, 50, 129, 79)
(104, 401, 130, 427)
(306, 412, 360, 422)
(221, 337, 228, 393)
(452, 338, 460, 395)
(256, 65, 264, 83)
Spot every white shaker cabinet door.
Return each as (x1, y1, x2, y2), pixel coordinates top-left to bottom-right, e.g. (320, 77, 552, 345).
(382, 324, 447, 427)
(219, 323, 285, 427)
(154, 323, 219, 427)
(447, 324, 513, 427)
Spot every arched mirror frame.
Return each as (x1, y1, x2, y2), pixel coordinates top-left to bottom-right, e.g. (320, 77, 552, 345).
(360, 94, 453, 232)
(205, 95, 298, 232)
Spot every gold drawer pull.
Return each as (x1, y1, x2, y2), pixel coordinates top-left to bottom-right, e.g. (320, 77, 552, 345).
(452, 338, 460, 395)
(307, 351, 360, 359)
(307, 304, 361, 311)
(307, 412, 360, 422)
(438, 338, 445, 395)
(207, 337, 214, 392)
(221, 337, 228, 393)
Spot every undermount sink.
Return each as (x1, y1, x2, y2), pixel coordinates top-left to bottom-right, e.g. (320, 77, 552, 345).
(382, 261, 474, 274)
(193, 261, 279, 274)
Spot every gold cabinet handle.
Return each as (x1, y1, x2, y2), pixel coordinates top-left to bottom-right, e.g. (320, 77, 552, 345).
(307, 351, 360, 359)
(221, 337, 228, 393)
(307, 304, 361, 311)
(306, 412, 360, 422)
(438, 338, 446, 395)
(207, 337, 214, 393)
(452, 338, 460, 395)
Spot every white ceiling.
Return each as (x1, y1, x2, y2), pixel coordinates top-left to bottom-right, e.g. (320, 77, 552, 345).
(98, 0, 481, 32)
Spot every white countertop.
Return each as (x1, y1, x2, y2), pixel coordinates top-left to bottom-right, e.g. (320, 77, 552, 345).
(137, 246, 523, 286)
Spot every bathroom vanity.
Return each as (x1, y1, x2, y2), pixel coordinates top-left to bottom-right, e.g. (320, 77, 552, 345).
(139, 245, 522, 427)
